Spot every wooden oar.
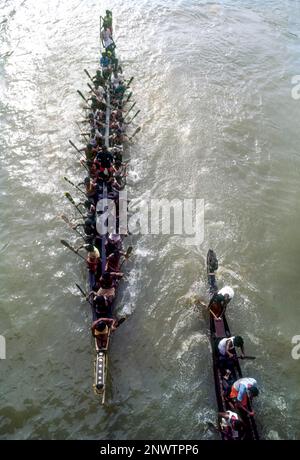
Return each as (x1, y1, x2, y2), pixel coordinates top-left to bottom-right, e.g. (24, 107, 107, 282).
(75, 283, 93, 305)
(128, 126, 141, 141)
(125, 76, 134, 89)
(60, 239, 86, 260)
(124, 101, 136, 119)
(192, 298, 220, 321)
(237, 355, 256, 360)
(125, 91, 132, 103)
(75, 121, 89, 141)
(64, 176, 86, 196)
(65, 192, 85, 217)
(69, 139, 84, 159)
(77, 90, 88, 103)
(120, 246, 133, 268)
(84, 69, 94, 84)
(116, 317, 127, 328)
(60, 214, 85, 238)
(125, 109, 140, 125)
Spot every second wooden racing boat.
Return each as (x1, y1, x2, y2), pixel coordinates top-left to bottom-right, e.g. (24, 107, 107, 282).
(206, 249, 259, 440)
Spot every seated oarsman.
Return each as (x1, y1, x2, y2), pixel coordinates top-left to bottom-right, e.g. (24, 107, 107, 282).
(207, 286, 234, 321)
(81, 243, 101, 273)
(92, 271, 124, 304)
(91, 317, 117, 349)
(112, 81, 126, 98)
(77, 243, 101, 273)
(217, 335, 245, 377)
(92, 294, 112, 319)
(111, 71, 120, 90)
(218, 411, 244, 440)
(102, 65, 112, 81)
(111, 145, 123, 163)
(100, 51, 110, 68)
(91, 95, 107, 112)
(105, 249, 127, 273)
(77, 199, 95, 214)
(105, 233, 122, 256)
(218, 336, 245, 360)
(228, 377, 259, 417)
(83, 143, 97, 161)
(113, 162, 127, 187)
(103, 10, 113, 33)
(93, 70, 106, 88)
(109, 130, 127, 146)
(95, 108, 106, 122)
(101, 27, 114, 50)
(83, 217, 97, 236)
(94, 117, 105, 132)
(71, 216, 96, 236)
(95, 146, 114, 175)
(84, 176, 97, 200)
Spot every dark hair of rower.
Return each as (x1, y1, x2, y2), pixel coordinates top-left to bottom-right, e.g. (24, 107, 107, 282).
(96, 321, 106, 332)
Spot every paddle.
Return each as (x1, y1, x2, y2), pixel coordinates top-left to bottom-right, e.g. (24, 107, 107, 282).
(75, 121, 89, 140)
(125, 109, 140, 125)
(84, 69, 94, 84)
(65, 192, 85, 217)
(77, 90, 88, 103)
(124, 101, 136, 119)
(60, 239, 86, 261)
(237, 355, 256, 360)
(120, 246, 133, 269)
(76, 283, 87, 298)
(87, 83, 110, 109)
(69, 139, 84, 158)
(192, 298, 220, 321)
(60, 214, 85, 238)
(128, 126, 141, 141)
(125, 245, 133, 259)
(64, 176, 86, 196)
(116, 317, 127, 328)
(125, 91, 132, 103)
(124, 76, 134, 89)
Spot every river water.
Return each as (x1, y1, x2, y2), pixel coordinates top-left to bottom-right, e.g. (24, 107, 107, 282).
(0, 0, 300, 440)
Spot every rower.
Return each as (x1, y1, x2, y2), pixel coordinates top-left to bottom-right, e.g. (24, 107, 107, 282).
(92, 271, 124, 304)
(85, 143, 97, 161)
(100, 52, 110, 68)
(218, 336, 245, 360)
(101, 27, 114, 50)
(93, 294, 112, 319)
(93, 70, 106, 88)
(84, 176, 97, 200)
(79, 243, 101, 274)
(105, 249, 126, 272)
(228, 377, 259, 416)
(83, 217, 97, 236)
(105, 233, 122, 256)
(91, 317, 117, 351)
(218, 411, 244, 440)
(102, 10, 113, 32)
(208, 286, 234, 321)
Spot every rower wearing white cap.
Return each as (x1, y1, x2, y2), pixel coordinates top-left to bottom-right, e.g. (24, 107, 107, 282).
(207, 285, 234, 321)
(105, 233, 122, 256)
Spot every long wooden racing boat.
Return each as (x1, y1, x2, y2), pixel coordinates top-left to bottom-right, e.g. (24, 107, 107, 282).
(62, 11, 139, 404)
(206, 249, 259, 440)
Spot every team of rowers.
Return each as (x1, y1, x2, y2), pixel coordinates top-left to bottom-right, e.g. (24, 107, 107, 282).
(71, 10, 258, 435)
(207, 281, 259, 439)
(75, 10, 132, 352)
